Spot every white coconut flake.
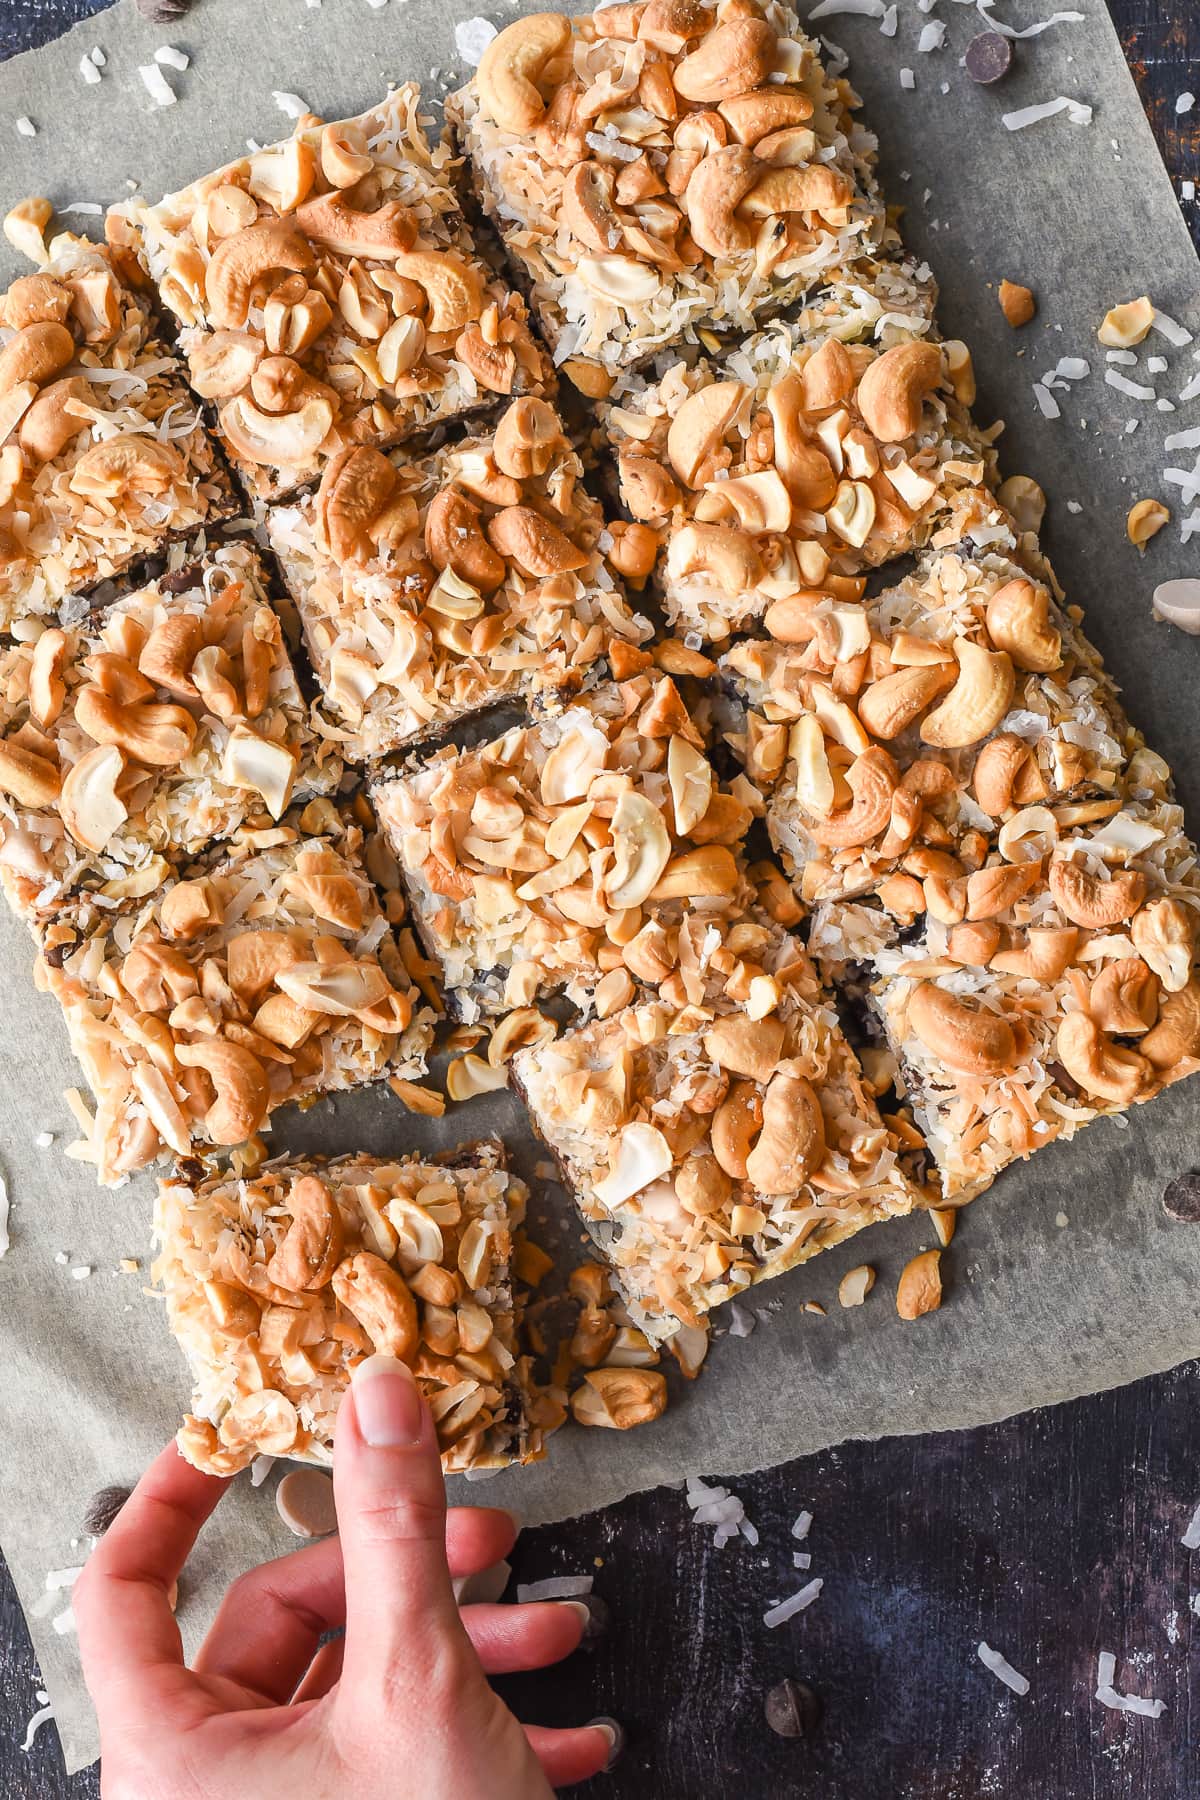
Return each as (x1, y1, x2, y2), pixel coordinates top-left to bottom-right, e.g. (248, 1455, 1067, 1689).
(917, 21, 946, 50)
(20, 1701, 54, 1754)
(155, 45, 190, 71)
(1106, 349, 1138, 364)
(1164, 456, 1200, 507)
(1181, 508, 1200, 544)
(1178, 370, 1200, 403)
(727, 1301, 756, 1337)
(1152, 310, 1194, 348)
(51, 1605, 76, 1637)
(61, 203, 103, 217)
(1184, 180, 1197, 201)
(80, 55, 102, 85)
(455, 17, 497, 65)
(1095, 1650, 1166, 1717)
(1056, 357, 1090, 381)
(249, 1454, 276, 1488)
(983, 7, 1084, 38)
(900, 66, 916, 90)
(978, 1642, 1030, 1696)
(808, 0, 885, 17)
(1148, 355, 1169, 373)
(0, 1174, 9, 1259)
(16, 117, 36, 138)
(1181, 1501, 1200, 1549)
(1105, 369, 1156, 401)
(516, 1574, 594, 1602)
(34, 1131, 52, 1149)
(1165, 426, 1200, 453)
(764, 1578, 823, 1627)
(272, 91, 308, 120)
(1003, 97, 1093, 131)
(1177, 93, 1196, 116)
(1033, 383, 1061, 420)
(880, 4, 898, 34)
(792, 1509, 813, 1540)
(70, 1265, 92, 1280)
(793, 1551, 812, 1569)
(139, 64, 177, 106)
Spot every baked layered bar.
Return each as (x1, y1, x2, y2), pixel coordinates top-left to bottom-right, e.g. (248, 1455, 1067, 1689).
(0, 543, 340, 919)
(605, 322, 995, 641)
(111, 86, 553, 501)
(511, 919, 920, 1337)
(37, 821, 433, 1186)
(809, 764, 1200, 1203)
(448, 0, 885, 382)
(266, 398, 650, 761)
(371, 672, 755, 1018)
(156, 1140, 556, 1475)
(721, 544, 1136, 906)
(0, 232, 233, 629)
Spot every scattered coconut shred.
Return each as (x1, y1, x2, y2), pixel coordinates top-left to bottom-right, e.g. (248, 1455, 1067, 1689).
(138, 63, 177, 107)
(1003, 97, 1093, 130)
(1095, 1652, 1166, 1718)
(685, 1475, 758, 1548)
(0, 1172, 9, 1259)
(977, 1642, 1030, 1696)
(764, 1579, 824, 1628)
(516, 1574, 594, 1603)
(1179, 1501, 1200, 1549)
(20, 1692, 53, 1755)
(454, 18, 497, 67)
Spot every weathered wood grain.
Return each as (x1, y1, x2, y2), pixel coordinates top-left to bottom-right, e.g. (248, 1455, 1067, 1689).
(0, 2, 1197, 1795)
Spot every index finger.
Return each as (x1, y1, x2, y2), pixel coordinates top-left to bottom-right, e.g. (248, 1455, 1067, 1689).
(74, 1442, 229, 1723)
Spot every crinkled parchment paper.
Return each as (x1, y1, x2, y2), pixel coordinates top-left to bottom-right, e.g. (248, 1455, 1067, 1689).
(0, 0, 1197, 1773)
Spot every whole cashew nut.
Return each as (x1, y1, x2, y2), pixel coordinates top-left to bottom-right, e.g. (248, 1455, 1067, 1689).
(1141, 977, 1200, 1070)
(666, 381, 747, 487)
(266, 1175, 345, 1291)
(673, 18, 778, 105)
(1088, 958, 1159, 1036)
(425, 487, 506, 591)
(984, 578, 1062, 674)
(18, 375, 92, 464)
(1055, 1010, 1152, 1105)
(0, 321, 74, 398)
(1130, 895, 1196, 992)
(618, 452, 680, 521)
(1047, 859, 1147, 929)
(907, 981, 1016, 1077)
(683, 145, 760, 256)
(744, 1073, 826, 1196)
(174, 1037, 270, 1144)
(990, 925, 1079, 982)
(855, 341, 944, 444)
(475, 13, 572, 133)
(73, 685, 198, 767)
(204, 220, 315, 331)
(665, 521, 763, 597)
(293, 192, 417, 260)
(331, 1251, 420, 1364)
(220, 394, 335, 470)
(486, 505, 589, 577)
(710, 1078, 763, 1180)
(856, 665, 949, 739)
(972, 732, 1045, 816)
(919, 638, 1015, 750)
(812, 745, 898, 848)
(316, 445, 398, 564)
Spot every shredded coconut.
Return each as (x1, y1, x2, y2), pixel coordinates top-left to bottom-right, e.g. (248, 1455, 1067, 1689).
(516, 1574, 594, 1602)
(978, 1642, 1030, 1695)
(20, 1698, 53, 1754)
(764, 1578, 823, 1627)
(1176, 93, 1196, 116)
(982, 5, 1084, 38)
(155, 45, 190, 71)
(1105, 369, 1156, 401)
(791, 1510, 813, 1541)
(917, 22, 946, 50)
(1181, 1501, 1200, 1549)
(80, 55, 102, 85)
(1003, 97, 1093, 130)
(272, 91, 309, 120)
(900, 66, 915, 90)
(1152, 310, 1194, 348)
(455, 17, 498, 65)
(16, 116, 36, 137)
(1033, 383, 1061, 419)
(808, 0, 885, 16)
(138, 64, 177, 107)
(1095, 1650, 1166, 1717)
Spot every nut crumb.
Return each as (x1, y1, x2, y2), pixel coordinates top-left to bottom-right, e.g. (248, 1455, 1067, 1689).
(999, 280, 1036, 328)
(1126, 498, 1169, 548)
(837, 1265, 875, 1308)
(929, 1208, 957, 1248)
(1098, 297, 1155, 348)
(896, 1249, 943, 1320)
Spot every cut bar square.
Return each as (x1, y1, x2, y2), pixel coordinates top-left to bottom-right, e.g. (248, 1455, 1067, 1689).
(371, 671, 757, 1019)
(266, 397, 650, 762)
(38, 822, 434, 1186)
(448, 2, 886, 382)
(808, 772, 1200, 1204)
(605, 318, 996, 642)
(155, 1140, 557, 1475)
(512, 920, 920, 1338)
(112, 86, 554, 502)
(721, 542, 1137, 907)
(0, 233, 234, 631)
(0, 542, 341, 919)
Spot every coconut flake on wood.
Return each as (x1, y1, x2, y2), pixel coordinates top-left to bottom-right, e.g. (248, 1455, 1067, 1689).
(981, 6, 1085, 38)
(516, 1574, 594, 1602)
(1095, 1650, 1166, 1717)
(978, 1642, 1030, 1696)
(764, 1578, 823, 1627)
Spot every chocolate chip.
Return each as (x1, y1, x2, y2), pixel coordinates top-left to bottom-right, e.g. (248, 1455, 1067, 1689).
(276, 1468, 338, 1539)
(158, 562, 203, 594)
(764, 1678, 822, 1739)
(134, 0, 193, 19)
(83, 1483, 132, 1537)
(1164, 1171, 1200, 1223)
(964, 31, 1012, 84)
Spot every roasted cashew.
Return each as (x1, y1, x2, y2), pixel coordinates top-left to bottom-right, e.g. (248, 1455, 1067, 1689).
(320, 121, 374, 190)
(855, 341, 943, 444)
(855, 665, 948, 739)
(494, 396, 563, 480)
(136, 614, 203, 701)
(3, 273, 71, 331)
(68, 437, 180, 499)
(972, 732, 1045, 815)
(738, 164, 852, 221)
(58, 743, 126, 850)
(765, 375, 838, 504)
(1055, 1010, 1152, 1105)
(683, 145, 760, 256)
(697, 468, 791, 533)
(964, 860, 1042, 921)
(570, 1368, 667, 1430)
(702, 1014, 786, 1084)
(0, 321, 74, 398)
(475, 13, 572, 132)
(638, 0, 713, 53)
(1131, 895, 1195, 992)
(487, 505, 589, 577)
(266, 1176, 345, 1291)
(711, 1078, 764, 1180)
(1047, 859, 1147, 929)
(425, 487, 506, 591)
(220, 394, 334, 469)
(248, 138, 317, 216)
(676, 1152, 732, 1217)
(73, 686, 197, 767)
(1141, 977, 1200, 1070)
(744, 1073, 826, 1196)
(666, 381, 747, 487)
(17, 375, 92, 463)
(391, 251, 484, 335)
(331, 1251, 419, 1363)
(665, 521, 762, 596)
(263, 275, 332, 358)
(919, 638, 1015, 750)
(907, 982, 1016, 1077)
(812, 746, 898, 848)
(718, 87, 813, 145)
(0, 738, 61, 808)
(204, 220, 314, 330)
(673, 18, 777, 104)
(990, 925, 1079, 982)
(1088, 958, 1159, 1035)
(27, 626, 69, 727)
(799, 338, 856, 411)
(294, 192, 417, 259)
(984, 577, 1062, 673)
(316, 445, 398, 564)
(174, 1037, 270, 1143)
(562, 163, 625, 254)
(186, 331, 262, 401)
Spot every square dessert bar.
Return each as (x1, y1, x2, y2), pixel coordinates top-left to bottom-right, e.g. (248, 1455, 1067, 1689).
(0, 233, 233, 630)
(0, 543, 341, 919)
(155, 1140, 557, 1476)
(371, 671, 757, 1019)
(112, 86, 553, 501)
(266, 397, 650, 762)
(511, 919, 920, 1338)
(37, 822, 433, 1186)
(605, 318, 996, 641)
(721, 543, 1138, 906)
(808, 765, 1200, 1204)
(449, 0, 885, 382)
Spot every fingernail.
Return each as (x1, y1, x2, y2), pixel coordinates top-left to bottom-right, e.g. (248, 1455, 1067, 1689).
(587, 1716, 624, 1771)
(559, 1599, 593, 1629)
(351, 1354, 423, 1447)
(496, 1506, 521, 1536)
(577, 1591, 609, 1644)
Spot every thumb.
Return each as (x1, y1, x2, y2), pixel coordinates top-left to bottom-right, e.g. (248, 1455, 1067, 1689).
(333, 1353, 464, 1701)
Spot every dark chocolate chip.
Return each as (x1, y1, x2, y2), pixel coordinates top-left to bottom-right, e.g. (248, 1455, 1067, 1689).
(83, 1483, 133, 1537)
(134, 0, 193, 19)
(1164, 1171, 1200, 1223)
(764, 1678, 823, 1739)
(1047, 1060, 1083, 1101)
(964, 31, 1012, 84)
(158, 562, 204, 594)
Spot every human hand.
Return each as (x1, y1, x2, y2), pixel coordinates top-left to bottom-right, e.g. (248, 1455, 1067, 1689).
(74, 1354, 618, 1798)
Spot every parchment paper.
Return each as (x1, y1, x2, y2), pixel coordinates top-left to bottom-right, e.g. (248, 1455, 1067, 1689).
(1, 0, 1198, 1774)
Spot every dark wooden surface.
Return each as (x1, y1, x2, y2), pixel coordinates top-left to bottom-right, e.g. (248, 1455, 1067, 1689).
(2, 2, 1199, 1795)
